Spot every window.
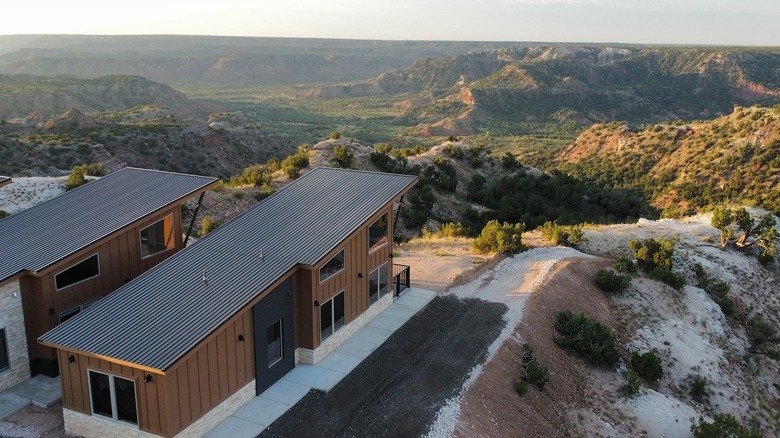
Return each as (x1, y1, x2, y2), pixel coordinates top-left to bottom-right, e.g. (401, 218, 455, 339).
(139, 214, 175, 259)
(267, 320, 283, 367)
(368, 212, 389, 251)
(88, 370, 137, 425)
(59, 299, 100, 324)
(0, 329, 9, 372)
(319, 249, 344, 283)
(55, 254, 100, 290)
(368, 263, 389, 306)
(320, 291, 345, 342)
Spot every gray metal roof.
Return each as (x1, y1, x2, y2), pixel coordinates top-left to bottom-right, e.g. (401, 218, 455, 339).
(0, 168, 217, 282)
(40, 167, 417, 372)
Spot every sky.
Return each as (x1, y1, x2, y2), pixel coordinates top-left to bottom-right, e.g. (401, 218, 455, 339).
(3, 0, 779, 46)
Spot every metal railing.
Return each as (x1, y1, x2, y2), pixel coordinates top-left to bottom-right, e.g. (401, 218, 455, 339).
(392, 264, 410, 297)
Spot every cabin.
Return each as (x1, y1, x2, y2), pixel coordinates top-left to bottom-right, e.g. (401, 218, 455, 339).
(0, 168, 217, 391)
(40, 167, 417, 438)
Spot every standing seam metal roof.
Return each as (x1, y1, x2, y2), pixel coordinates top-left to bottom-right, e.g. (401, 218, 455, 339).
(0, 168, 217, 282)
(39, 167, 418, 371)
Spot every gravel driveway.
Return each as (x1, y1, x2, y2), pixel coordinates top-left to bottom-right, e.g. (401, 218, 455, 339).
(258, 295, 507, 438)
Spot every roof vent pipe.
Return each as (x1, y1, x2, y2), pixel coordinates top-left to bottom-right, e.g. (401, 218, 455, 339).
(201, 269, 207, 284)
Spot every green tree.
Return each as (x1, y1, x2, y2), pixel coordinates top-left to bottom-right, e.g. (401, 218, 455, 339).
(712, 207, 777, 261)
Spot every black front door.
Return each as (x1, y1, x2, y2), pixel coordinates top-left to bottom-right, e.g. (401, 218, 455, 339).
(253, 278, 295, 395)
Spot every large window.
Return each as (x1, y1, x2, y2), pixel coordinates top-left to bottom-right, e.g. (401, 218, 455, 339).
(139, 214, 174, 259)
(89, 370, 137, 425)
(319, 249, 344, 283)
(368, 263, 389, 306)
(55, 254, 100, 290)
(368, 212, 389, 252)
(0, 329, 9, 372)
(267, 320, 283, 367)
(320, 291, 345, 342)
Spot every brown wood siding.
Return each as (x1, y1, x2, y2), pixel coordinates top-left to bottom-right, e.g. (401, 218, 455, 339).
(22, 205, 185, 362)
(57, 349, 169, 436)
(162, 311, 255, 437)
(310, 204, 395, 348)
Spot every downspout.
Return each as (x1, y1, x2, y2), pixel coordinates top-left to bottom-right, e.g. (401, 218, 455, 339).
(183, 192, 205, 248)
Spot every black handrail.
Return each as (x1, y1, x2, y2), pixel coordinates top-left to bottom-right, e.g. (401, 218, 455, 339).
(392, 264, 410, 297)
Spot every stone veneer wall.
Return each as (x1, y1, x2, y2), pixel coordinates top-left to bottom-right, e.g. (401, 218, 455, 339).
(64, 379, 256, 438)
(296, 292, 393, 365)
(0, 280, 30, 391)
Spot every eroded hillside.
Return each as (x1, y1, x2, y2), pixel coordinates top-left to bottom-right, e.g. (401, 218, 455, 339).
(556, 106, 780, 215)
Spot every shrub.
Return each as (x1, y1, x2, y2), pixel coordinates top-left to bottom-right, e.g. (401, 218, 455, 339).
(689, 375, 708, 403)
(648, 266, 686, 290)
(441, 143, 464, 159)
(622, 370, 641, 397)
(691, 414, 761, 438)
(329, 131, 341, 140)
(747, 315, 779, 352)
(540, 221, 584, 247)
(514, 380, 529, 397)
(472, 220, 525, 255)
(629, 237, 675, 272)
(554, 311, 620, 366)
(64, 169, 88, 190)
(501, 152, 519, 170)
(425, 222, 467, 239)
(0, 210, 7, 219)
(614, 257, 637, 273)
(331, 145, 354, 168)
(521, 344, 550, 390)
(281, 146, 310, 179)
(595, 269, 631, 294)
(200, 215, 220, 236)
(630, 351, 664, 384)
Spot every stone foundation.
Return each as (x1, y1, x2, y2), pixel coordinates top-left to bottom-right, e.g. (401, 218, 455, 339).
(297, 292, 393, 365)
(0, 280, 30, 391)
(64, 379, 256, 438)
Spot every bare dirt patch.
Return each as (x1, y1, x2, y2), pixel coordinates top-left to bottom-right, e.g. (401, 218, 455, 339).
(0, 403, 66, 438)
(394, 237, 492, 292)
(454, 258, 617, 438)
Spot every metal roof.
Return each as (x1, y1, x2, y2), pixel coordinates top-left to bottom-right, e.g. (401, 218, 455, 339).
(40, 167, 417, 372)
(0, 176, 10, 188)
(0, 168, 217, 282)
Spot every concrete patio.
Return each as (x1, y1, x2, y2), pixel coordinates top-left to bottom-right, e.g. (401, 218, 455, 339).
(0, 374, 62, 420)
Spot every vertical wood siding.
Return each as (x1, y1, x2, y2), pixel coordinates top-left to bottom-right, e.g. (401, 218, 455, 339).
(22, 206, 184, 362)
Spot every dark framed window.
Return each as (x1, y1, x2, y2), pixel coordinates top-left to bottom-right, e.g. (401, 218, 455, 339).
(319, 249, 344, 283)
(55, 254, 100, 290)
(368, 212, 389, 252)
(0, 329, 9, 372)
(88, 370, 137, 425)
(368, 263, 389, 306)
(267, 320, 283, 367)
(139, 214, 174, 259)
(320, 291, 345, 342)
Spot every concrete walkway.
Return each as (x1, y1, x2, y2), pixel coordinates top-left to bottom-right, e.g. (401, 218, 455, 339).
(0, 374, 62, 419)
(206, 288, 436, 438)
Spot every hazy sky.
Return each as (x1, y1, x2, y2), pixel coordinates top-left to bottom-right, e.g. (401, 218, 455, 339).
(4, 0, 779, 46)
